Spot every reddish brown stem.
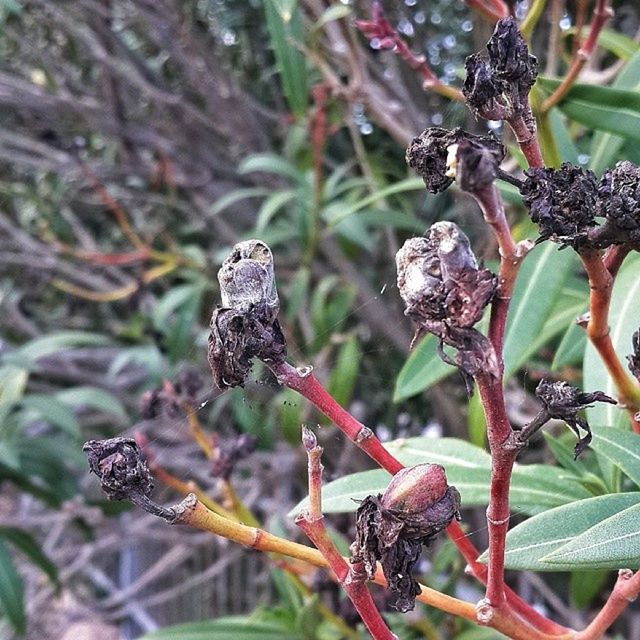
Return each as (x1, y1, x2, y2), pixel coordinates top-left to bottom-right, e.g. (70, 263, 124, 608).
(542, 0, 613, 112)
(603, 244, 631, 278)
(580, 248, 640, 432)
(271, 361, 404, 474)
(574, 569, 640, 639)
(297, 428, 397, 640)
(464, 0, 510, 22)
(508, 114, 545, 168)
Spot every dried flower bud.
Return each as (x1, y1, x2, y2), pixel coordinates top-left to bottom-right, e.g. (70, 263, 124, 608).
(534, 380, 616, 458)
(520, 164, 599, 248)
(83, 438, 177, 520)
(208, 240, 287, 390)
(449, 137, 505, 193)
(628, 330, 640, 380)
(210, 433, 257, 480)
(406, 127, 503, 194)
(463, 18, 537, 121)
(396, 223, 497, 380)
(593, 161, 640, 247)
(351, 464, 460, 612)
(139, 369, 204, 419)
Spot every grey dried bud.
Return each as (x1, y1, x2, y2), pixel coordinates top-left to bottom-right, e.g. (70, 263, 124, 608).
(301, 425, 318, 452)
(520, 163, 599, 248)
(463, 17, 537, 121)
(535, 380, 616, 458)
(406, 127, 503, 194)
(218, 240, 279, 316)
(351, 464, 460, 612)
(450, 137, 505, 193)
(396, 223, 497, 380)
(139, 369, 204, 419)
(628, 331, 640, 381)
(210, 433, 257, 480)
(208, 240, 287, 390)
(593, 161, 640, 248)
(84, 437, 153, 501)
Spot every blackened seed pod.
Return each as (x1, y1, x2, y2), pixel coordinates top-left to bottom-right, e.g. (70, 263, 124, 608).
(486, 17, 537, 91)
(596, 161, 640, 245)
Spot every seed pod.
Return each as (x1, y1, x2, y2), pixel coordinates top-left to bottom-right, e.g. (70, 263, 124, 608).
(210, 434, 257, 480)
(351, 464, 461, 612)
(406, 127, 503, 194)
(208, 240, 287, 390)
(520, 163, 599, 248)
(450, 137, 505, 193)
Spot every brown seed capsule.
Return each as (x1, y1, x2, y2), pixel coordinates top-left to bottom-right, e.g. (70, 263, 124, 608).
(351, 464, 461, 612)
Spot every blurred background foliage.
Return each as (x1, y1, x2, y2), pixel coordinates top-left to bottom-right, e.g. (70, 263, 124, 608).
(0, 0, 640, 638)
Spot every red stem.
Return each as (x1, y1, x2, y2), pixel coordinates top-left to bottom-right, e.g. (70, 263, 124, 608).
(574, 569, 640, 639)
(508, 114, 545, 168)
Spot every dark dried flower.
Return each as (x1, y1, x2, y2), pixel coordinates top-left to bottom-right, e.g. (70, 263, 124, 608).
(210, 434, 257, 480)
(139, 369, 204, 420)
(174, 367, 204, 399)
(519, 380, 616, 458)
(450, 137, 505, 193)
(84, 438, 177, 520)
(593, 161, 640, 247)
(520, 163, 599, 248)
(208, 240, 287, 390)
(628, 330, 640, 380)
(463, 17, 537, 121)
(406, 127, 503, 194)
(351, 464, 460, 612)
(396, 222, 498, 379)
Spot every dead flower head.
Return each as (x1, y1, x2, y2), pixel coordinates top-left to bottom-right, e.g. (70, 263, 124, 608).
(396, 222, 497, 380)
(406, 127, 503, 194)
(351, 464, 461, 612)
(463, 17, 537, 121)
(535, 380, 616, 458)
(628, 330, 640, 381)
(208, 240, 287, 390)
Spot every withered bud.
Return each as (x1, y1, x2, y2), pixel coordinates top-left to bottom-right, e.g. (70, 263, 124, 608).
(210, 433, 257, 480)
(463, 17, 537, 121)
(396, 223, 497, 380)
(406, 127, 503, 194)
(351, 464, 461, 612)
(535, 380, 616, 458)
(208, 240, 287, 390)
(593, 161, 640, 247)
(520, 164, 599, 248)
(448, 137, 505, 193)
(139, 369, 204, 420)
(627, 330, 640, 381)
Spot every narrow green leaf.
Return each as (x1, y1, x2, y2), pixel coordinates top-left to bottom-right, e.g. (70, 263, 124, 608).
(538, 76, 640, 142)
(590, 51, 640, 175)
(8, 331, 109, 365)
(590, 426, 640, 488)
(238, 154, 303, 183)
(256, 190, 296, 231)
(564, 27, 639, 61)
(0, 539, 25, 634)
(481, 493, 640, 571)
(141, 616, 302, 640)
(552, 318, 586, 370)
(503, 243, 577, 379)
(209, 188, 270, 217)
(584, 257, 640, 426)
(313, 5, 351, 31)
(543, 502, 640, 569)
(55, 386, 127, 420)
(393, 335, 456, 401)
(0, 528, 58, 589)
(327, 336, 360, 407)
(19, 395, 80, 436)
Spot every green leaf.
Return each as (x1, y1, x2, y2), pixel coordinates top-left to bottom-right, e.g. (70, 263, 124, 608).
(552, 318, 586, 370)
(564, 27, 639, 61)
(19, 395, 80, 436)
(7, 331, 109, 366)
(327, 336, 360, 407)
(538, 76, 640, 143)
(290, 437, 589, 516)
(502, 243, 577, 379)
(0, 528, 58, 590)
(256, 190, 296, 231)
(264, 0, 308, 118)
(393, 335, 456, 401)
(0, 539, 25, 634)
(140, 616, 302, 640)
(590, 51, 640, 175)
(55, 386, 127, 420)
(584, 257, 640, 426)
(570, 570, 609, 609)
(209, 188, 270, 217)
(547, 108, 579, 164)
(238, 154, 303, 183)
(482, 493, 640, 571)
(590, 426, 640, 488)
(542, 501, 640, 569)
(312, 4, 351, 31)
